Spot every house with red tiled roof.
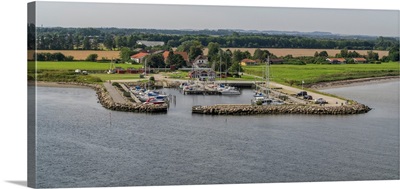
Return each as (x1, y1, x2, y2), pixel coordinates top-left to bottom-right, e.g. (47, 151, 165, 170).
(240, 59, 258, 66)
(130, 52, 149, 63)
(353, 57, 367, 63)
(326, 58, 346, 64)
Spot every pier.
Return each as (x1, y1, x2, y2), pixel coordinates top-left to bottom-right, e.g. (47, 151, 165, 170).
(183, 90, 220, 95)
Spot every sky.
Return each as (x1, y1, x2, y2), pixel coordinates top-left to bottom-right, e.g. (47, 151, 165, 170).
(33, 1, 399, 37)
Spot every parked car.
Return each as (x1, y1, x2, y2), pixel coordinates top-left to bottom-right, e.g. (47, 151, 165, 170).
(297, 91, 308, 97)
(315, 98, 327, 104)
(303, 95, 313, 100)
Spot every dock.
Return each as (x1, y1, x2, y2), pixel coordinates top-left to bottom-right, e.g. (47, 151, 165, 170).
(183, 89, 220, 95)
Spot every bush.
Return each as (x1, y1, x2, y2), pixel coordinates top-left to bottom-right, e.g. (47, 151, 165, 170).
(86, 54, 98, 62)
(112, 82, 121, 87)
(65, 56, 74, 61)
(149, 76, 155, 82)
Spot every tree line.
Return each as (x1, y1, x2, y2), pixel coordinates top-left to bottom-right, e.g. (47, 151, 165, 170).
(32, 26, 399, 51)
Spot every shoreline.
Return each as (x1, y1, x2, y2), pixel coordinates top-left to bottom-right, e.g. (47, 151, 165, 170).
(308, 76, 399, 90)
(32, 76, 399, 90)
(32, 81, 94, 88)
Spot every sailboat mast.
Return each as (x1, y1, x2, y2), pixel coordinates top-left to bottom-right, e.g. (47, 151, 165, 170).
(266, 56, 270, 98)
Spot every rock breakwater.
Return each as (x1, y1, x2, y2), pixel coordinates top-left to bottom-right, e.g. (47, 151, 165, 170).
(95, 85, 168, 113)
(192, 104, 371, 115)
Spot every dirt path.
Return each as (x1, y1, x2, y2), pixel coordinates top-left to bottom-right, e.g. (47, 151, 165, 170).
(103, 82, 128, 104)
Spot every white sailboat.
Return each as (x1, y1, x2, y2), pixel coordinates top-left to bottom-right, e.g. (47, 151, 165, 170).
(252, 56, 283, 105)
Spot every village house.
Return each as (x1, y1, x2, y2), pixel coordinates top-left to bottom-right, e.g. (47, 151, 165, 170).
(192, 55, 209, 68)
(240, 59, 258, 66)
(326, 58, 347, 64)
(130, 52, 149, 63)
(353, 57, 367, 63)
(188, 68, 216, 81)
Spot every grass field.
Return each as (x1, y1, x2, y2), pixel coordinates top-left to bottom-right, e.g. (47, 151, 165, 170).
(244, 62, 399, 85)
(30, 61, 399, 84)
(31, 61, 143, 71)
(92, 74, 141, 81)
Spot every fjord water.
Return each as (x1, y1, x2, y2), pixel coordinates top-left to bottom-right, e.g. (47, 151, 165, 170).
(35, 81, 399, 188)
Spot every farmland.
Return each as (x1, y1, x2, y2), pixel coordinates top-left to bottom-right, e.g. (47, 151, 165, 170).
(28, 50, 120, 60)
(244, 62, 399, 85)
(29, 48, 389, 61)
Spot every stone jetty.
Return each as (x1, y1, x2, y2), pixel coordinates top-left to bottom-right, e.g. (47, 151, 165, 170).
(44, 82, 168, 113)
(95, 85, 168, 113)
(192, 104, 371, 115)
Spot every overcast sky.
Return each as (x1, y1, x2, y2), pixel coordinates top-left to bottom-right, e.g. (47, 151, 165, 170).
(34, 1, 399, 37)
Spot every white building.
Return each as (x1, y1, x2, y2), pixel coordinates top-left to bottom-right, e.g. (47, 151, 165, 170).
(192, 55, 208, 68)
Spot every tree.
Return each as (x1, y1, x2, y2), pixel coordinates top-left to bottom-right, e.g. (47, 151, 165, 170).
(168, 54, 186, 68)
(147, 54, 165, 68)
(347, 51, 360, 58)
(65, 56, 74, 61)
(207, 42, 220, 60)
(189, 46, 203, 60)
(253, 49, 272, 60)
(367, 50, 379, 61)
(339, 48, 348, 58)
(104, 35, 114, 50)
(52, 52, 65, 61)
(91, 38, 99, 50)
(82, 37, 91, 50)
(228, 62, 244, 74)
(119, 47, 133, 63)
(314, 51, 319, 57)
(388, 46, 399, 61)
(86, 54, 98, 62)
(165, 51, 174, 66)
(177, 40, 202, 53)
(318, 51, 328, 57)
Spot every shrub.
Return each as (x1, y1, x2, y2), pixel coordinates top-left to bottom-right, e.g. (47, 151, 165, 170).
(65, 56, 74, 61)
(86, 54, 98, 62)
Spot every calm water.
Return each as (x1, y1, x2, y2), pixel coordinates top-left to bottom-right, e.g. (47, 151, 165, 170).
(35, 81, 399, 188)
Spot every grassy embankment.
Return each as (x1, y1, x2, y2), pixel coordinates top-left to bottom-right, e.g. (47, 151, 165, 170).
(29, 61, 399, 85)
(244, 62, 399, 86)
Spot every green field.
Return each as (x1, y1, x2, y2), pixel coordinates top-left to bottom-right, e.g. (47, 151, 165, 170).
(244, 62, 399, 85)
(30, 61, 144, 71)
(92, 74, 141, 81)
(29, 61, 399, 84)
